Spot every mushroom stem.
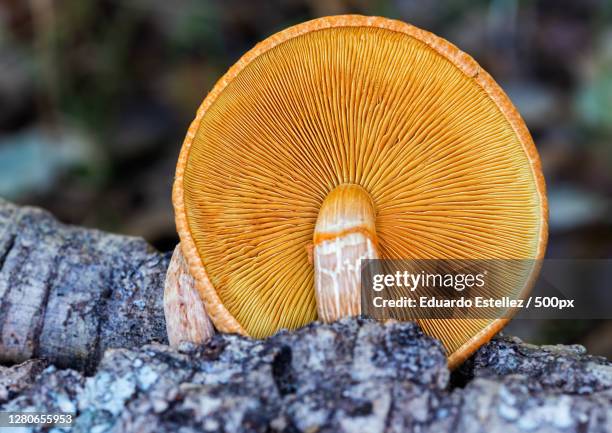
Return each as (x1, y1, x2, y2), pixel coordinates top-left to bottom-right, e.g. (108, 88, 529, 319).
(164, 244, 216, 346)
(313, 184, 379, 322)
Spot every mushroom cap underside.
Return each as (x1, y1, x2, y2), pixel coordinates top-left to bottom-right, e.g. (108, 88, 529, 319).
(173, 15, 548, 362)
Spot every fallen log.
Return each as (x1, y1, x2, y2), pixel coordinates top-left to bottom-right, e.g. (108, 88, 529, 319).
(0, 199, 169, 371)
(1, 319, 610, 433)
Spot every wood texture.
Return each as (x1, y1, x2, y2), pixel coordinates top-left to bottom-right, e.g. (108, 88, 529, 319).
(0, 199, 169, 371)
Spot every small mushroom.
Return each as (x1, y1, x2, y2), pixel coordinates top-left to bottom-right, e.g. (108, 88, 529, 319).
(164, 245, 215, 346)
(165, 15, 548, 368)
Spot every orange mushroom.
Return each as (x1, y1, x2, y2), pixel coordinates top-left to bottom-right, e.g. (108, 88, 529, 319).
(165, 15, 548, 368)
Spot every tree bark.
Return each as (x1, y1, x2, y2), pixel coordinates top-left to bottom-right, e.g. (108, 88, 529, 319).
(0, 199, 169, 371)
(1, 319, 610, 433)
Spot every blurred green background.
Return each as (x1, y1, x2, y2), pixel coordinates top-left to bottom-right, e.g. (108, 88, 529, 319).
(0, 0, 611, 355)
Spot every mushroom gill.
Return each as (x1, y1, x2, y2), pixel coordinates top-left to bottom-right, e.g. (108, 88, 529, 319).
(175, 16, 547, 362)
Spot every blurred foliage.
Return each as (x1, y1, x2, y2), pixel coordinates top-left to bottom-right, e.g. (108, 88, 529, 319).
(0, 0, 611, 354)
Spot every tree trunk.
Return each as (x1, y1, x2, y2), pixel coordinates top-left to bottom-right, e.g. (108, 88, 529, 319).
(0, 199, 169, 371)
